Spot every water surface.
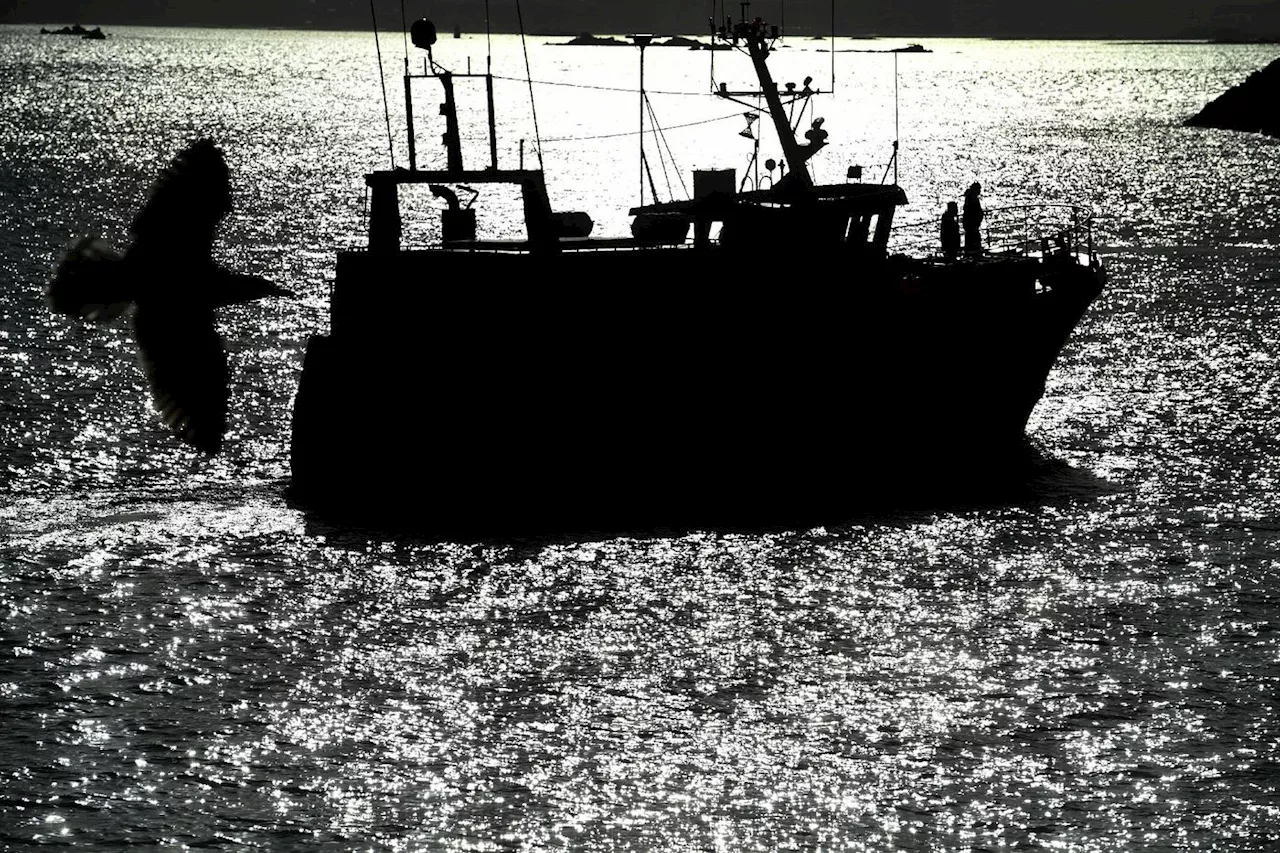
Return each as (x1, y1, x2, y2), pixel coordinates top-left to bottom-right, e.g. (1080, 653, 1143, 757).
(2, 26, 1280, 850)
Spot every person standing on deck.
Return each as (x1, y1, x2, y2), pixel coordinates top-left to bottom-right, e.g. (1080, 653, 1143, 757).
(940, 201, 960, 261)
(963, 182, 984, 255)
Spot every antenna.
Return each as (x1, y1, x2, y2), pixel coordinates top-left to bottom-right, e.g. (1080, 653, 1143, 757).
(830, 0, 835, 92)
(400, 0, 414, 169)
(894, 51, 899, 185)
(485, 0, 497, 168)
(485, 0, 492, 62)
(632, 34, 654, 205)
(714, 0, 725, 87)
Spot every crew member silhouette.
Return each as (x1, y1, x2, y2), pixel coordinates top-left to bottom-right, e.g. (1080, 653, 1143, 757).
(963, 181, 984, 254)
(940, 201, 960, 261)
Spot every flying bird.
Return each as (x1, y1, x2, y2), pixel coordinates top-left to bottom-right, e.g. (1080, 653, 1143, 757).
(46, 139, 291, 455)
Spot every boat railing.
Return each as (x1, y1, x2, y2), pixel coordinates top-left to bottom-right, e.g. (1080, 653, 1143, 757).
(888, 203, 1098, 263)
(340, 236, 705, 255)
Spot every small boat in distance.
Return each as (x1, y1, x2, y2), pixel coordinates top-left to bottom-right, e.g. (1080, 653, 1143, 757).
(289, 7, 1105, 532)
(40, 24, 107, 39)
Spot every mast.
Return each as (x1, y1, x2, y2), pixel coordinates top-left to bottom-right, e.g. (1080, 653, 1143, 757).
(403, 18, 497, 175)
(634, 35, 652, 206)
(485, 0, 497, 168)
(734, 12, 820, 190)
(744, 39, 810, 190)
(404, 58, 417, 170)
(439, 72, 463, 172)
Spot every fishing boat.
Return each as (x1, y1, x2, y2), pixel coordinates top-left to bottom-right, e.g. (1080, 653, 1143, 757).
(289, 9, 1105, 531)
(40, 24, 107, 39)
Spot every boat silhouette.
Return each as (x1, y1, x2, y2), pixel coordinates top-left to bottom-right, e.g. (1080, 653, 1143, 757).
(289, 8, 1105, 532)
(40, 24, 107, 39)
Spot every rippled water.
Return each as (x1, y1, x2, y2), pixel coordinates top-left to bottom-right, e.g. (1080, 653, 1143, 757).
(2, 24, 1280, 850)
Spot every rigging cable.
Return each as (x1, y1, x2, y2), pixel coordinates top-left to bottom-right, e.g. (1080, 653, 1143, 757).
(370, 0, 395, 168)
(514, 0, 545, 170)
(643, 153, 660, 204)
(644, 97, 675, 201)
(491, 74, 705, 96)
(647, 97, 691, 199)
(540, 112, 743, 144)
(789, 91, 813, 136)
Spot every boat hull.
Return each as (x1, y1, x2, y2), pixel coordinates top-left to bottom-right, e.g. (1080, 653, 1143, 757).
(290, 247, 1103, 531)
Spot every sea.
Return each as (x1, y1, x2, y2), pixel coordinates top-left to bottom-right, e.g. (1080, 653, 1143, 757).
(1, 23, 1279, 851)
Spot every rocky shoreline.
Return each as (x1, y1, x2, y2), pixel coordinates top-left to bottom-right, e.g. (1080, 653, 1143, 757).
(1184, 56, 1280, 138)
(551, 32, 715, 48)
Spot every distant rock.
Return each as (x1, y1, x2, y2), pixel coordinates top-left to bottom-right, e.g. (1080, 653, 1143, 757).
(656, 35, 703, 48)
(1184, 56, 1280, 138)
(552, 32, 712, 48)
(839, 43, 932, 54)
(556, 32, 627, 46)
(40, 23, 107, 38)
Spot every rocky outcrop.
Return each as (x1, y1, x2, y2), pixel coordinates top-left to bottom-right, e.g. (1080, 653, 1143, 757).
(553, 33, 713, 48)
(1184, 56, 1280, 138)
(556, 32, 627, 46)
(40, 24, 106, 38)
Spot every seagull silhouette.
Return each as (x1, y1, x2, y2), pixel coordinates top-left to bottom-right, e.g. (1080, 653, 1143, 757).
(47, 139, 291, 455)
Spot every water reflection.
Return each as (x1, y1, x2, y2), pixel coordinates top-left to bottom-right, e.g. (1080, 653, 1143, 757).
(7, 488, 1277, 846)
(4, 26, 1280, 853)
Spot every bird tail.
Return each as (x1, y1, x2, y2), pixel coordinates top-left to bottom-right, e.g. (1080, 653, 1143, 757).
(47, 237, 133, 322)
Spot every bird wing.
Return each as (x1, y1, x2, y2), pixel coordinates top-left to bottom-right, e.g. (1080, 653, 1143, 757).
(132, 302, 229, 456)
(128, 139, 232, 265)
(46, 236, 134, 322)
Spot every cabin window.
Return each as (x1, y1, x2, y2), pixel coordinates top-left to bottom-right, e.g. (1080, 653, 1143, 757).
(848, 213, 878, 244)
(396, 183, 528, 248)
